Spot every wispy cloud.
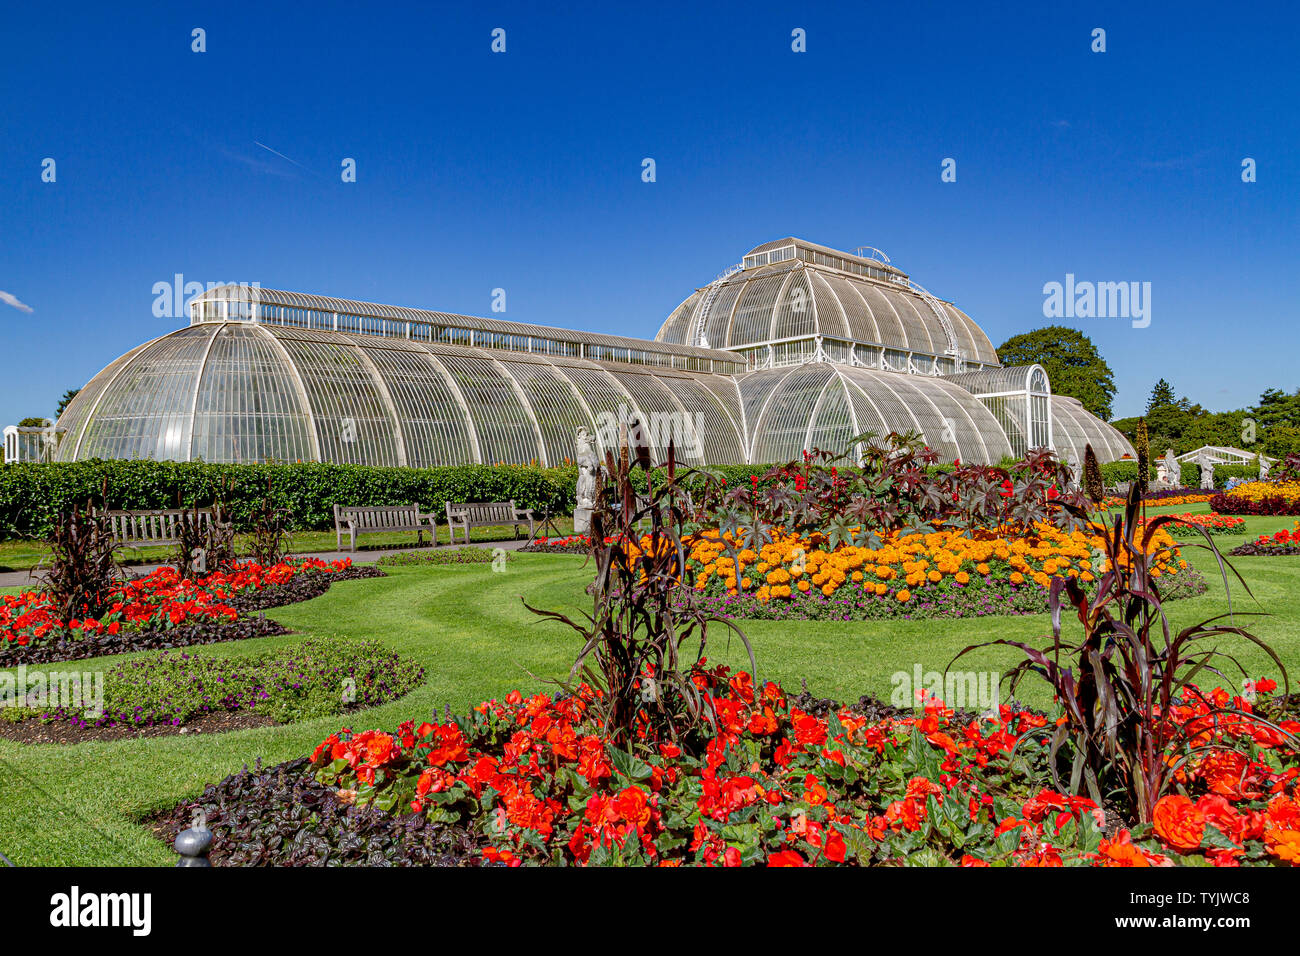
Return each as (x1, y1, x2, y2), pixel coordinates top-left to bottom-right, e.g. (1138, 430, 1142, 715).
(220, 146, 298, 178)
(1138, 148, 1213, 171)
(0, 290, 33, 313)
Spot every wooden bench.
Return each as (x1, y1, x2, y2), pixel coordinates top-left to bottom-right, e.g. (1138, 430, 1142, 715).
(445, 500, 534, 545)
(334, 503, 438, 552)
(99, 508, 230, 572)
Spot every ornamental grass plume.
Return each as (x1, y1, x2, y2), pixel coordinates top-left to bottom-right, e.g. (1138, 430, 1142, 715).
(1135, 419, 1150, 496)
(1083, 443, 1105, 504)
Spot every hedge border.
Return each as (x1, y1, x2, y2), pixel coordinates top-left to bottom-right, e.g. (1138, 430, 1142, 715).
(0, 460, 778, 538)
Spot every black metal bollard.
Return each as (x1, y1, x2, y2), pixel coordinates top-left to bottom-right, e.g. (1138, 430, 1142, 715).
(175, 809, 213, 867)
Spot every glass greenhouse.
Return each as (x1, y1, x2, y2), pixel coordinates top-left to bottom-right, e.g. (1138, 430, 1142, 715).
(50, 239, 1134, 468)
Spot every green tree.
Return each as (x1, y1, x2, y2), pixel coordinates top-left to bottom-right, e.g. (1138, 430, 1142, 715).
(17, 417, 50, 428)
(1252, 387, 1300, 431)
(1251, 388, 1300, 458)
(1180, 410, 1246, 452)
(995, 326, 1116, 420)
(55, 388, 80, 420)
(1146, 378, 1177, 412)
(1262, 426, 1300, 458)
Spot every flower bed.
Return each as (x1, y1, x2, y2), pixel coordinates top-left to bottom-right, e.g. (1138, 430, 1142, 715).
(1153, 513, 1246, 536)
(377, 546, 504, 567)
(520, 535, 593, 554)
(0, 638, 425, 744)
(690, 568, 1208, 622)
(224, 563, 384, 612)
(277, 667, 1300, 867)
(1102, 490, 1215, 508)
(1229, 523, 1300, 557)
(1211, 481, 1300, 516)
(151, 756, 485, 866)
(0, 558, 373, 666)
(681, 523, 1204, 619)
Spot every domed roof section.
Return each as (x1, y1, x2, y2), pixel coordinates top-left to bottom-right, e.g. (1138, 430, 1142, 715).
(735, 363, 1014, 464)
(656, 239, 999, 366)
(1049, 395, 1135, 464)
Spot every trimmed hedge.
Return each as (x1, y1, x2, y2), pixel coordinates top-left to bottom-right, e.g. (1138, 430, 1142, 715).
(1099, 460, 1260, 489)
(12, 455, 1235, 540)
(0, 460, 577, 538)
(0, 459, 780, 539)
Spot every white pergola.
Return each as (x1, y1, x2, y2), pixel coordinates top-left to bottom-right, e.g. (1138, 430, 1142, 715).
(1174, 445, 1273, 466)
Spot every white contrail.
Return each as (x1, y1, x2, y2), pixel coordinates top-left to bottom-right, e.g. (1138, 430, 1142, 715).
(253, 141, 310, 171)
(0, 291, 33, 313)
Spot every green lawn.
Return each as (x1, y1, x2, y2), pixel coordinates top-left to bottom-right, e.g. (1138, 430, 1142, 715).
(0, 518, 576, 573)
(0, 505, 1296, 866)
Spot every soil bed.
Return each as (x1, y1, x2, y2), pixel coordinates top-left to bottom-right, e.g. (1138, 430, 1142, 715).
(0, 708, 278, 745)
(149, 757, 486, 866)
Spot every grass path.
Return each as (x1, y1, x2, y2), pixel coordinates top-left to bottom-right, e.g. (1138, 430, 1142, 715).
(0, 505, 1296, 865)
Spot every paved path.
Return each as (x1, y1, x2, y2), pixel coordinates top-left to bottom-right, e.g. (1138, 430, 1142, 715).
(0, 538, 536, 589)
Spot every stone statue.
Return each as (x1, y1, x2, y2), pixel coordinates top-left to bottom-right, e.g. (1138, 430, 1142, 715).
(1198, 451, 1214, 490)
(1162, 448, 1179, 487)
(573, 426, 599, 535)
(1259, 453, 1270, 480)
(1063, 452, 1079, 492)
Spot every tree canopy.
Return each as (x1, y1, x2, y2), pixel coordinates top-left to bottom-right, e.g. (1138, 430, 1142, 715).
(56, 388, 80, 420)
(1146, 379, 1177, 413)
(995, 326, 1116, 419)
(1112, 381, 1300, 458)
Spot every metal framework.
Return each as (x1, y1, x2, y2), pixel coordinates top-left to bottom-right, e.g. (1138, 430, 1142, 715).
(657, 238, 1000, 373)
(942, 365, 1053, 457)
(1174, 445, 1271, 466)
(1048, 395, 1133, 464)
(50, 239, 1136, 468)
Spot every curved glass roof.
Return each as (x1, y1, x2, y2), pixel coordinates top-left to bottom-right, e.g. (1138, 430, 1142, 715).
(191, 285, 746, 374)
(56, 323, 747, 468)
(941, 365, 1050, 397)
(736, 364, 1014, 464)
(55, 321, 1131, 468)
(655, 239, 1000, 365)
(53, 252, 1134, 470)
(1049, 395, 1135, 464)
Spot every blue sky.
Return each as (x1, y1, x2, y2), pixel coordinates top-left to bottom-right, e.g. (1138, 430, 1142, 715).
(2, 0, 1296, 425)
